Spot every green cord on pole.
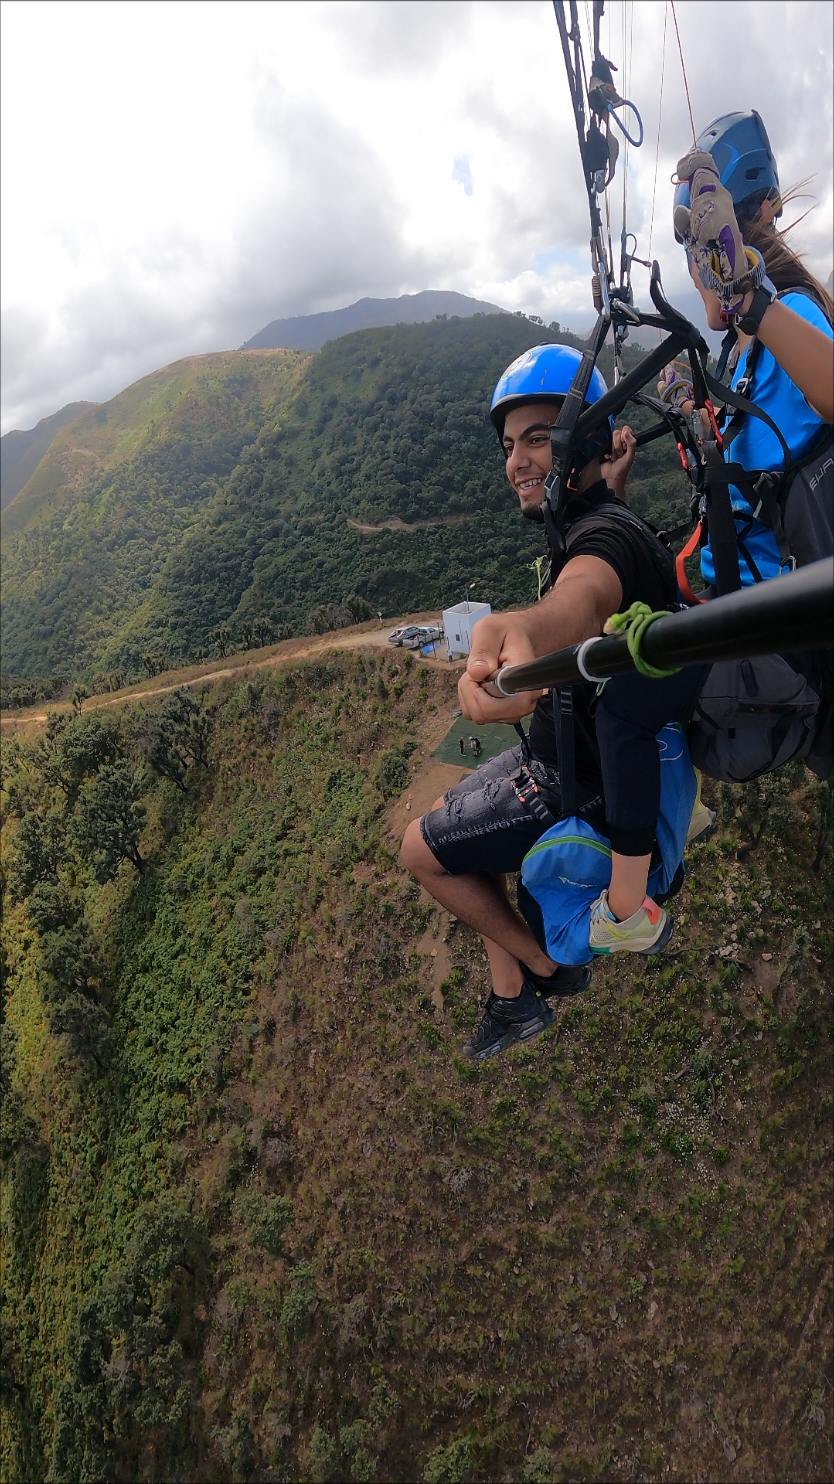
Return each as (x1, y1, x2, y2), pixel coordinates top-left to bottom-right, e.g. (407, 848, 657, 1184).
(604, 602, 681, 678)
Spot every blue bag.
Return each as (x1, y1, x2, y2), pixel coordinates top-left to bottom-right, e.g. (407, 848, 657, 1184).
(520, 723, 697, 966)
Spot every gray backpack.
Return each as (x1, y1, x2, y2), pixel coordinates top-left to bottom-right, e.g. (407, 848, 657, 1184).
(688, 422, 833, 784)
(689, 650, 827, 783)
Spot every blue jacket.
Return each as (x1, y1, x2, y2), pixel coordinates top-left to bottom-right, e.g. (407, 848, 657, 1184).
(521, 723, 697, 965)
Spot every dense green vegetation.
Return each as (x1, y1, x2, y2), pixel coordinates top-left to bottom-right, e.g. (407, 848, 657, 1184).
(1, 350, 308, 684)
(2, 654, 831, 1481)
(1, 401, 95, 513)
(1, 318, 689, 689)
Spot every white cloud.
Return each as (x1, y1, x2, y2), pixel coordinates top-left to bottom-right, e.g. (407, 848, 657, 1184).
(2, 0, 831, 432)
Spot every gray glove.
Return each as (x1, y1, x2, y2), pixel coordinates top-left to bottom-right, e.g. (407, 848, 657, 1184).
(674, 149, 762, 315)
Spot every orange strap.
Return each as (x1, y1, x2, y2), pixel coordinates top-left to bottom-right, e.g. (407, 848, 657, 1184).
(676, 518, 707, 606)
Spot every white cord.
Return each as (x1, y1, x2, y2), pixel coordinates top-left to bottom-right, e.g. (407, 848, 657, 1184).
(575, 636, 609, 683)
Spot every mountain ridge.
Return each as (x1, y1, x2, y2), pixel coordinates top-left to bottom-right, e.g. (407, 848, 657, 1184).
(1, 317, 690, 689)
(242, 288, 507, 351)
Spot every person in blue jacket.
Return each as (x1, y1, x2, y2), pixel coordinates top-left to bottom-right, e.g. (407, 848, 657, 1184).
(586, 111, 834, 952)
(670, 110, 833, 589)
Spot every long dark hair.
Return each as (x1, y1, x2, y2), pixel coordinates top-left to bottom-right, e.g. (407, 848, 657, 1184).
(742, 187, 834, 322)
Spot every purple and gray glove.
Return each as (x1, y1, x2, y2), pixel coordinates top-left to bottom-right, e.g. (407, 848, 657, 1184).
(673, 149, 766, 319)
(657, 362, 694, 411)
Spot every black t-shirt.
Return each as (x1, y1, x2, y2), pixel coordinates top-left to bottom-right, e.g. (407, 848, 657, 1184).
(527, 482, 677, 780)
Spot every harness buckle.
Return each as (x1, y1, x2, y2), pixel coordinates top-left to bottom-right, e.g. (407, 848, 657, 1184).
(511, 766, 556, 826)
(511, 767, 539, 805)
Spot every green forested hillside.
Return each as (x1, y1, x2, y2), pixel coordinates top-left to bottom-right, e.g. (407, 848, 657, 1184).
(0, 350, 308, 681)
(2, 656, 831, 1482)
(1, 318, 689, 687)
(0, 401, 97, 513)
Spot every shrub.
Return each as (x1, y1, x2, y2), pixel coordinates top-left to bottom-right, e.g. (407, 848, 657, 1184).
(377, 749, 410, 799)
(280, 1262, 317, 1340)
(235, 1193, 294, 1255)
(521, 1448, 556, 1483)
(423, 1439, 473, 1484)
(307, 1427, 339, 1483)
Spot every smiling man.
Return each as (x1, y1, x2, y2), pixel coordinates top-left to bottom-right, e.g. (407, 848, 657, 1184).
(400, 341, 700, 1061)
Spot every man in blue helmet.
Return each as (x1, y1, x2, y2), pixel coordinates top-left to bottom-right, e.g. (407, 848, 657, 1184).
(400, 342, 706, 1061)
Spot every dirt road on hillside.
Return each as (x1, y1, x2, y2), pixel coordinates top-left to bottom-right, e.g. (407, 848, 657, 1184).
(1, 613, 464, 731)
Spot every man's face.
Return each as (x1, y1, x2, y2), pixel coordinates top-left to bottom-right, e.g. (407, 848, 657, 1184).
(501, 402, 560, 519)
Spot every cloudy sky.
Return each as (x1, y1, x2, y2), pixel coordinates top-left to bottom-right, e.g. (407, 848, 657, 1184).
(2, 0, 832, 433)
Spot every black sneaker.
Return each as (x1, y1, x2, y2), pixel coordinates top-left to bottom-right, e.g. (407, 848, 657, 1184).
(463, 982, 555, 1062)
(520, 961, 592, 998)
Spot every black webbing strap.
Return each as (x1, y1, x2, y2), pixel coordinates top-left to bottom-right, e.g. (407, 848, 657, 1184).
(714, 326, 738, 383)
(699, 457, 795, 577)
(545, 311, 610, 560)
(718, 337, 762, 449)
(703, 365, 793, 474)
(694, 360, 794, 596)
(744, 475, 794, 572)
(701, 437, 742, 594)
(554, 686, 577, 816)
(511, 722, 558, 826)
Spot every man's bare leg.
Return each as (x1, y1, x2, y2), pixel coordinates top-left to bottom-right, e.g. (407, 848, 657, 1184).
(400, 810, 559, 998)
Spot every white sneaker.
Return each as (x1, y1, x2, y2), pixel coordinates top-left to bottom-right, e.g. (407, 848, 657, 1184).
(686, 766, 716, 847)
(589, 889, 674, 956)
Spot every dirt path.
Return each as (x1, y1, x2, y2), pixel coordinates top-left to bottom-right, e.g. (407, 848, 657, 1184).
(346, 515, 467, 535)
(1, 611, 464, 731)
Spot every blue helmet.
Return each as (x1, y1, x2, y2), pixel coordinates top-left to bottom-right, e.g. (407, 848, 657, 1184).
(490, 343, 612, 448)
(673, 110, 781, 233)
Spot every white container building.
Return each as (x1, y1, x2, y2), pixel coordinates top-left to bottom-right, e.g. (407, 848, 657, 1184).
(442, 601, 492, 658)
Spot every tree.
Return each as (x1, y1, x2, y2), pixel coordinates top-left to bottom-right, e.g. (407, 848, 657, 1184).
(141, 651, 167, 679)
(71, 762, 146, 879)
(139, 689, 213, 791)
(52, 1196, 209, 1481)
(27, 882, 115, 1071)
(238, 619, 255, 650)
(7, 811, 67, 901)
(71, 684, 89, 715)
(210, 624, 232, 657)
(306, 595, 374, 635)
(35, 711, 121, 801)
(46, 993, 115, 1072)
(342, 594, 374, 623)
(252, 616, 273, 647)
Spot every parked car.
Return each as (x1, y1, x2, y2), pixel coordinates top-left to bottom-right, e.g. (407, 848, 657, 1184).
(403, 625, 441, 650)
(388, 626, 419, 646)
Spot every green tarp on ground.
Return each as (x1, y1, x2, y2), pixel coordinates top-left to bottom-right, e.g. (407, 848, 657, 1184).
(432, 716, 520, 768)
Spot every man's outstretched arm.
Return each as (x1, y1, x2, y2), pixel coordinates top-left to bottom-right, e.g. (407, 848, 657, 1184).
(459, 555, 623, 724)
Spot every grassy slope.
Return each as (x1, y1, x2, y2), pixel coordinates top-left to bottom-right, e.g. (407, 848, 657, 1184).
(2, 655, 831, 1483)
(0, 318, 690, 685)
(0, 351, 308, 677)
(1, 402, 96, 513)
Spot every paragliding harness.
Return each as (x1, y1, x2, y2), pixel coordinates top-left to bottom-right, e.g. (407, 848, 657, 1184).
(683, 298, 833, 780)
(538, 0, 834, 785)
